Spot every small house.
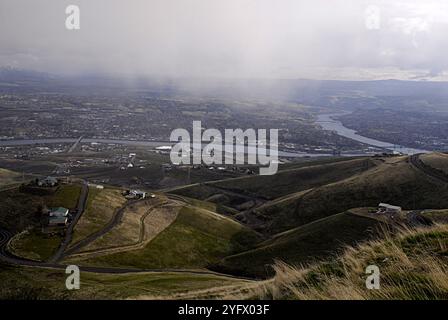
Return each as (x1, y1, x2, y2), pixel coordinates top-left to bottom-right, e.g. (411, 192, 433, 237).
(49, 216, 68, 227)
(37, 176, 58, 187)
(124, 190, 147, 199)
(49, 207, 69, 217)
(377, 203, 402, 215)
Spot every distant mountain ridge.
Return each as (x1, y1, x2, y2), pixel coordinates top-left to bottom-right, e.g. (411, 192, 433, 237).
(0, 67, 55, 82)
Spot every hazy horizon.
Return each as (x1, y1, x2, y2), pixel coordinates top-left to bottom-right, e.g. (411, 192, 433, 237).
(1, 0, 448, 81)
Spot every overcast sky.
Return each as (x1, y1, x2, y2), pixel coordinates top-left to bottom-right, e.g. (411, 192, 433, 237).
(1, 0, 448, 80)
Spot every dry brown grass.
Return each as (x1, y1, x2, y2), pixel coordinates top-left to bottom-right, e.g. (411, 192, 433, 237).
(71, 188, 126, 245)
(0, 168, 23, 188)
(421, 153, 448, 175)
(68, 198, 181, 259)
(226, 224, 448, 300)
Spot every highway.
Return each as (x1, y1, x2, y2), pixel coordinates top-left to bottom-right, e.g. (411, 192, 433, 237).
(67, 136, 84, 153)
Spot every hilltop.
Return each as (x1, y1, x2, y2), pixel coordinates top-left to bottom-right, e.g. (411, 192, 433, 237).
(227, 223, 448, 300)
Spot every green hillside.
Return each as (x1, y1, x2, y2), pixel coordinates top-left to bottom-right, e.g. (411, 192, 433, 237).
(172, 158, 376, 209)
(72, 204, 263, 269)
(251, 156, 448, 234)
(212, 158, 376, 199)
(235, 223, 448, 300)
(212, 211, 382, 278)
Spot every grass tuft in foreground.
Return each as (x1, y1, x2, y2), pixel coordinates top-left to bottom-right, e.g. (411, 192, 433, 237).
(231, 224, 448, 300)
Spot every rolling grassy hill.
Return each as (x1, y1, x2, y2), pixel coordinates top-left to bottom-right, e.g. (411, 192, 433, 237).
(0, 263, 252, 300)
(43, 184, 81, 209)
(0, 168, 25, 188)
(70, 187, 126, 245)
(421, 152, 448, 175)
(249, 156, 448, 234)
(171, 158, 377, 209)
(0, 184, 81, 232)
(71, 204, 263, 270)
(212, 211, 382, 278)
(8, 229, 62, 261)
(230, 223, 448, 300)
(0, 184, 81, 261)
(210, 158, 377, 200)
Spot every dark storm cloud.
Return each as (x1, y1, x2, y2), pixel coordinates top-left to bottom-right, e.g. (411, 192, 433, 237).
(1, 0, 447, 80)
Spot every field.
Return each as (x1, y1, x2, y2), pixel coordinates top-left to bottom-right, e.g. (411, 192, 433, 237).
(0, 168, 24, 188)
(71, 205, 262, 269)
(0, 183, 81, 261)
(0, 183, 81, 232)
(70, 187, 126, 245)
(8, 229, 62, 261)
(73, 197, 178, 255)
(0, 189, 42, 231)
(44, 184, 81, 209)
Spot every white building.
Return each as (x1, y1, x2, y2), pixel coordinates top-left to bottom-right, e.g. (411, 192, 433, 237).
(49, 207, 69, 217)
(378, 203, 402, 215)
(48, 207, 69, 227)
(37, 176, 58, 187)
(125, 190, 147, 199)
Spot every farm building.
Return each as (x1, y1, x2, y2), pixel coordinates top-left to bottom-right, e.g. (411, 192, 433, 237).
(49, 207, 69, 217)
(377, 203, 402, 215)
(47, 207, 69, 227)
(48, 216, 68, 227)
(37, 176, 58, 187)
(123, 190, 147, 199)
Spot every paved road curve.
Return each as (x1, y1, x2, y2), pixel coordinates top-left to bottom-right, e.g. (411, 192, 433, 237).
(0, 227, 253, 280)
(0, 189, 254, 281)
(48, 181, 89, 263)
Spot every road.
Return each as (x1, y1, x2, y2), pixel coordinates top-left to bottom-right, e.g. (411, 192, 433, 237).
(0, 185, 255, 281)
(67, 136, 84, 153)
(410, 154, 448, 183)
(63, 198, 144, 257)
(0, 227, 253, 280)
(65, 200, 178, 259)
(48, 181, 89, 263)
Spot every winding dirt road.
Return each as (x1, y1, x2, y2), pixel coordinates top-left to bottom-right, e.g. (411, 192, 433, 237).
(66, 200, 180, 260)
(410, 154, 448, 183)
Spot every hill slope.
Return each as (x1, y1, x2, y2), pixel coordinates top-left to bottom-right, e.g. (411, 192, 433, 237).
(69, 204, 263, 269)
(231, 223, 448, 300)
(212, 211, 382, 278)
(172, 158, 376, 210)
(250, 156, 448, 234)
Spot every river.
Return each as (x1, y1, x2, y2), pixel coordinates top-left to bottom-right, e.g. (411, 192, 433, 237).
(315, 113, 429, 155)
(0, 115, 429, 156)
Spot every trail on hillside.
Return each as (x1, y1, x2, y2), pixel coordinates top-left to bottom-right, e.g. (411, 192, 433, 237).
(66, 201, 181, 260)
